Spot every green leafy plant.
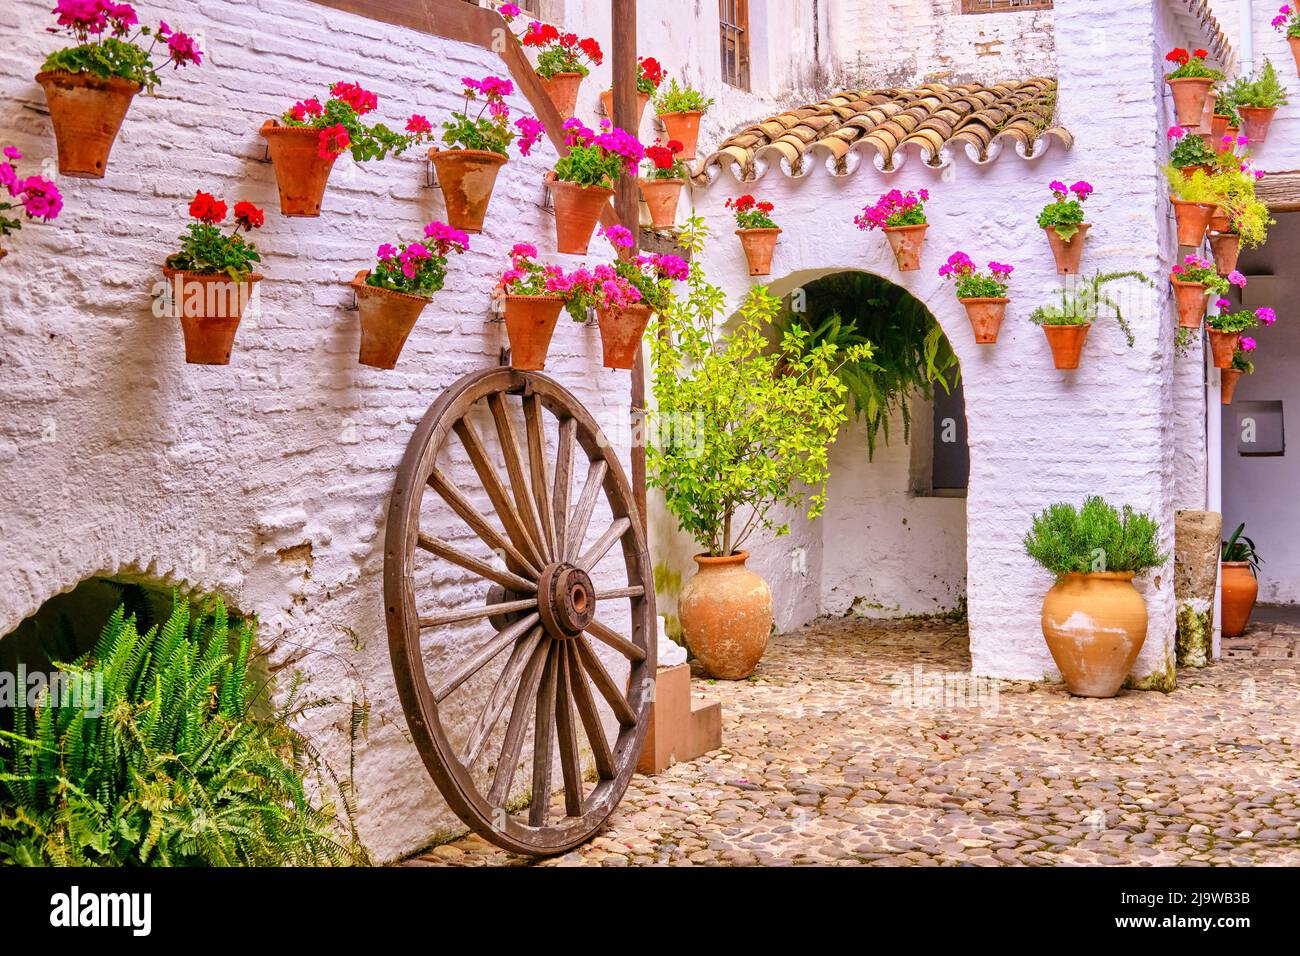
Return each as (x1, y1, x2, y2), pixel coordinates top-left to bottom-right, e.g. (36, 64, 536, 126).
(1028, 271, 1154, 347)
(1037, 180, 1092, 240)
(939, 252, 1013, 299)
(1164, 47, 1224, 81)
(164, 191, 263, 280)
(1222, 522, 1262, 575)
(1224, 58, 1290, 109)
(41, 5, 203, 92)
(1024, 497, 1167, 578)
(647, 216, 870, 556)
(366, 221, 470, 297)
(427, 75, 544, 156)
(1170, 251, 1231, 297)
(1167, 126, 1218, 168)
(654, 78, 715, 115)
(1232, 345, 1256, 375)
(1207, 305, 1269, 335)
(552, 118, 643, 189)
(281, 82, 417, 163)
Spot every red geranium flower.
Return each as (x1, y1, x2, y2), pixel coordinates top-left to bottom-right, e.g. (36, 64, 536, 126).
(1193, 48, 1208, 58)
(666, 139, 684, 153)
(1165, 47, 1189, 65)
(233, 201, 265, 230)
(189, 190, 227, 224)
(318, 123, 351, 159)
(578, 37, 603, 64)
(560, 31, 578, 47)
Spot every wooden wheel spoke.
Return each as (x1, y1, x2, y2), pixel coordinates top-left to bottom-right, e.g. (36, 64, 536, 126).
(430, 612, 541, 703)
(552, 417, 576, 561)
(462, 627, 545, 768)
(529, 642, 559, 828)
(566, 641, 614, 781)
(554, 642, 584, 818)
(577, 516, 632, 572)
(427, 467, 540, 580)
(523, 394, 558, 558)
(452, 417, 546, 572)
(417, 532, 537, 594)
(565, 459, 608, 562)
(488, 635, 551, 807)
(419, 597, 537, 629)
(595, 585, 645, 600)
(488, 393, 552, 565)
(585, 617, 647, 662)
(574, 635, 638, 727)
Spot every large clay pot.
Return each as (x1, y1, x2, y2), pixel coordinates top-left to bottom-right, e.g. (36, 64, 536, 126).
(658, 110, 703, 160)
(882, 223, 927, 271)
(1166, 76, 1214, 127)
(1221, 561, 1258, 637)
(1171, 197, 1213, 247)
(678, 551, 773, 680)
(538, 71, 583, 119)
(638, 177, 684, 229)
(429, 148, 508, 234)
(1237, 106, 1277, 146)
(548, 175, 614, 255)
(1041, 572, 1149, 698)
(261, 120, 338, 217)
(351, 270, 432, 369)
(1207, 328, 1238, 368)
(1045, 223, 1089, 274)
(1040, 323, 1090, 369)
(737, 227, 780, 276)
(503, 294, 564, 370)
(960, 297, 1008, 344)
(1221, 367, 1244, 404)
(1170, 279, 1207, 329)
(163, 268, 263, 366)
(1209, 232, 1240, 276)
(596, 303, 653, 369)
(600, 89, 650, 130)
(36, 70, 141, 178)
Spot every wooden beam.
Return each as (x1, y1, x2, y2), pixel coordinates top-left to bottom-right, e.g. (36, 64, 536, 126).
(1257, 170, 1300, 213)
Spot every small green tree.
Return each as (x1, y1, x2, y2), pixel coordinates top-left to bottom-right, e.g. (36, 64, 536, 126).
(647, 217, 871, 557)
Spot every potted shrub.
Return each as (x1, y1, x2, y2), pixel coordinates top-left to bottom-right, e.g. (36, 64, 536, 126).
(1028, 271, 1151, 369)
(854, 187, 929, 271)
(1272, 4, 1300, 76)
(36, 5, 202, 178)
(726, 194, 780, 276)
(639, 138, 687, 229)
(939, 252, 1013, 344)
(600, 56, 664, 131)
(1169, 254, 1231, 329)
(1221, 339, 1254, 404)
(1221, 522, 1261, 637)
(162, 192, 264, 365)
(350, 222, 469, 369)
(1167, 125, 1217, 177)
(506, 12, 603, 119)
(1163, 47, 1223, 127)
(1166, 158, 1273, 273)
(1222, 59, 1288, 144)
(653, 78, 715, 161)
(0, 146, 64, 262)
(261, 82, 419, 217)
(1025, 497, 1166, 698)
(1207, 303, 1272, 369)
(646, 217, 870, 679)
(1037, 180, 1093, 274)
(548, 118, 643, 254)
(498, 242, 573, 370)
(1164, 166, 1217, 247)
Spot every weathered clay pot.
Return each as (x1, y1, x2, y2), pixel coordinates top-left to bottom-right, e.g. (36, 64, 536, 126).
(1167, 76, 1214, 128)
(1208, 207, 1230, 232)
(678, 551, 773, 680)
(1226, 124, 1240, 145)
(1171, 197, 1213, 247)
(163, 268, 263, 366)
(261, 120, 338, 217)
(600, 89, 650, 130)
(1221, 561, 1258, 637)
(503, 294, 564, 370)
(737, 227, 781, 276)
(351, 270, 432, 369)
(1221, 367, 1244, 404)
(1170, 279, 1207, 329)
(658, 110, 703, 160)
(548, 174, 614, 255)
(1206, 328, 1239, 369)
(429, 148, 508, 234)
(538, 71, 583, 119)
(1237, 106, 1277, 146)
(638, 177, 684, 229)
(36, 70, 141, 178)
(1045, 223, 1089, 274)
(596, 303, 653, 369)
(1209, 231, 1240, 276)
(1040, 323, 1090, 370)
(960, 297, 1008, 344)
(1041, 572, 1149, 698)
(882, 223, 927, 271)
(1177, 163, 1214, 179)
(1210, 112, 1231, 145)
(1290, 35, 1300, 78)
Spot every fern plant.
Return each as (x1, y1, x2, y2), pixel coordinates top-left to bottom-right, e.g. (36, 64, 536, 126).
(1028, 271, 1154, 347)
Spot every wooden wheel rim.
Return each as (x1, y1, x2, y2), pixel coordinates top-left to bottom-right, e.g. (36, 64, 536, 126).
(384, 368, 655, 856)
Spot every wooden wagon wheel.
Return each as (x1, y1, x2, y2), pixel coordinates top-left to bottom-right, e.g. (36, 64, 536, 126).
(384, 367, 656, 856)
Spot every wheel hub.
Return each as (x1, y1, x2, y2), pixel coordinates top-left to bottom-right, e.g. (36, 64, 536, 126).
(536, 562, 596, 638)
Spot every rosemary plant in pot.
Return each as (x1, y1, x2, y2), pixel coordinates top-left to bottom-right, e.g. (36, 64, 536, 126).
(1222, 58, 1288, 144)
(1028, 271, 1151, 370)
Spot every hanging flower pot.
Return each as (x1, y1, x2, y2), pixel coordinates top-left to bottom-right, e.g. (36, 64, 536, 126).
(1167, 77, 1215, 127)
(1221, 367, 1244, 404)
(638, 177, 684, 228)
(511, 17, 603, 118)
(1170, 279, 1207, 328)
(1209, 230, 1241, 275)
(1170, 197, 1213, 246)
(503, 295, 565, 370)
(36, 72, 141, 178)
(538, 72, 584, 119)
(653, 78, 713, 161)
(1040, 323, 1091, 369)
(352, 272, 432, 369)
(1211, 113, 1230, 142)
(549, 175, 614, 254)
(657, 110, 703, 161)
(1237, 105, 1277, 145)
(597, 303, 653, 369)
(547, 116, 641, 253)
(1044, 224, 1090, 274)
(429, 148, 508, 234)
(941, 252, 1013, 345)
(1208, 206, 1230, 232)
(1037, 181, 1094, 274)
(600, 90, 651, 130)
(736, 228, 781, 276)
(961, 297, 1009, 344)
(883, 224, 929, 271)
(1207, 328, 1238, 368)
(855, 188, 930, 271)
(1290, 36, 1300, 78)
(261, 121, 337, 216)
(679, 552, 773, 679)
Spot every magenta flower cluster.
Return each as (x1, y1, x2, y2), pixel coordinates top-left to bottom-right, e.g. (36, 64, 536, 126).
(0, 146, 64, 224)
(1272, 5, 1295, 30)
(563, 118, 645, 174)
(853, 188, 929, 231)
(1048, 180, 1093, 201)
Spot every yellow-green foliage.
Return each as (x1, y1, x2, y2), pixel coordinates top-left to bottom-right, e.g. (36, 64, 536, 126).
(1163, 164, 1274, 247)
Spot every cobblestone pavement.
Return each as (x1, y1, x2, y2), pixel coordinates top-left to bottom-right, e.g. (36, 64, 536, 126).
(406, 615, 1300, 867)
(1226, 604, 1300, 660)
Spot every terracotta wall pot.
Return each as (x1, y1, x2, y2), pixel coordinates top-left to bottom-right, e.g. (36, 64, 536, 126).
(1221, 367, 1244, 405)
(1209, 232, 1240, 276)
(503, 295, 564, 371)
(1221, 561, 1258, 637)
(1044, 223, 1089, 274)
(36, 71, 141, 178)
(638, 177, 684, 229)
(1208, 207, 1230, 232)
(538, 71, 584, 119)
(960, 297, 1008, 344)
(882, 223, 927, 271)
(658, 110, 703, 160)
(163, 268, 262, 366)
(260, 120, 338, 217)
(1167, 77, 1214, 127)
(599, 89, 650, 130)
(1041, 572, 1148, 698)
(736, 227, 781, 276)
(351, 271, 432, 369)
(548, 175, 614, 254)
(1177, 163, 1213, 179)
(1170, 279, 1207, 329)
(678, 551, 773, 680)
(1237, 106, 1277, 145)
(1290, 35, 1300, 77)
(1040, 323, 1090, 369)
(429, 148, 508, 234)
(1211, 113, 1230, 142)
(1171, 197, 1213, 247)
(596, 303, 653, 369)
(1207, 328, 1238, 368)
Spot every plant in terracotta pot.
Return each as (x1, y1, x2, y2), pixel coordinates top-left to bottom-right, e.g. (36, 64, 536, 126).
(1220, 339, 1254, 404)
(600, 55, 664, 131)
(646, 217, 870, 679)
(1025, 497, 1167, 698)
(1169, 253, 1231, 329)
(1166, 158, 1273, 272)
(1037, 179, 1093, 274)
(638, 138, 687, 229)
(653, 78, 715, 162)
(505, 13, 603, 120)
(939, 252, 1013, 344)
(726, 193, 780, 276)
(161, 191, 264, 366)
(350, 221, 469, 369)
(1164, 47, 1223, 127)
(1164, 165, 1217, 247)
(854, 187, 929, 271)
(0, 146, 64, 263)
(498, 242, 574, 370)
(262, 82, 420, 217)
(1221, 522, 1262, 637)
(1272, 4, 1300, 76)
(37, 3, 203, 178)
(1222, 58, 1288, 145)
(1167, 124, 1218, 177)
(548, 117, 643, 254)
(1028, 271, 1151, 369)
(1206, 303, 1272, 369)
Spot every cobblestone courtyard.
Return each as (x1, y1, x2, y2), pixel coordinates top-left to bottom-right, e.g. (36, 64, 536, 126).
(409, 615, 1300, 867)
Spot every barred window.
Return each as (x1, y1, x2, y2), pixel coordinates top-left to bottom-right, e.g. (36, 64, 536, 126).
(960, 0, 1053, 12)
(720, 0, 750, 90)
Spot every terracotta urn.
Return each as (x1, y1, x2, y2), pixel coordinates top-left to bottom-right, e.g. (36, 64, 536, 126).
(503, 295, 564, 371)
(658, 110, 703, 160)
(1221, 561, 1258, 637)
(736, 227, 781, 276)
(260, 120, 338, 217)
(1045, 224, 1089, 274)
(1221, 367, 1244, 405)
(1040, 323, 1090, 370)
(638, 177, 684, 229)
(350, 270, 432, 369)
(600, 89, 651, 130)
(1170, 279, 1207, 329)
(163, 268, 263, 366)
(1237, 106, 1277, 146)
(960, 297, 1008, 344)
(678, 551, 773, 680)
(36, 70, 141, 178)
(882, 223, 927, 271)
(1166, 77, 1214, 128)
(429, 148, 508, 234)
(1207, 328, 1238, 369)
(596, 303, 653, 369)
(1170, 197, 1213, 247)
(538, 71, 584, 119)
(1041, 572, 1149, 698)
(548, 174, 614, 255)
(1289, 35, 1300, 78)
